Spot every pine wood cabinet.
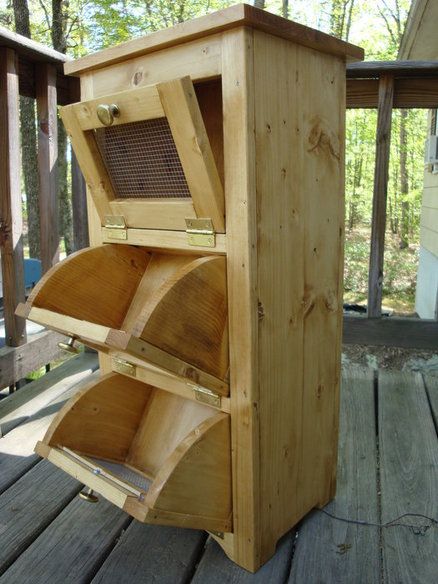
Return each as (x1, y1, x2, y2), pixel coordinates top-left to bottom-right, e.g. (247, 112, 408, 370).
(17, 4, 363, 572)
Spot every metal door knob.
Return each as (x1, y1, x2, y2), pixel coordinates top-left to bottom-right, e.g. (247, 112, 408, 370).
(79, 488, 99, 503)
(96, 103, 120, 126)
(58, 336, 80, 355)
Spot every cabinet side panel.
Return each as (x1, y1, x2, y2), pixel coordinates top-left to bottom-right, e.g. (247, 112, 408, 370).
(253, 31, 345, 552)
(222, 28, 261, 571)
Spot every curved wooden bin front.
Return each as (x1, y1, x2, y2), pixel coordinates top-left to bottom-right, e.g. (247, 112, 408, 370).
(18, 244, 229, 394)
(35, 373, 232, 532)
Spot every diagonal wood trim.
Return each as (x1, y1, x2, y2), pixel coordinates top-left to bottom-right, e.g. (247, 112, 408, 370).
(61, 104, 115, 220)
(157, 76, 225, 233)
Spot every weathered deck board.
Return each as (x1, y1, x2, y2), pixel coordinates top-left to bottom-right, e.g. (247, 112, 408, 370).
(289, 365, 380, 584)
(92, 524, 207, 584)
(378, 370, 438, 584)
(424, 375, 438, 429)
(0, 497, 130, 584)
(0, 351, 97, 435)
(191, 531, 295, 583)
(0, 370, 99, 493)
(0, 461, 80, 575)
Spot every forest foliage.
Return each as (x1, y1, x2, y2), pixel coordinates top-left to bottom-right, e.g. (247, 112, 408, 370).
(0, 0, 428, 311)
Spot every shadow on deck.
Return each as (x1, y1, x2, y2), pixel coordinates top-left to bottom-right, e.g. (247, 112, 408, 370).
(0, 357, 437, 583)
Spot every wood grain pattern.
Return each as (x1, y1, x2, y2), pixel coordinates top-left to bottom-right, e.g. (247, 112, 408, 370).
(253, 31, 345, 560)
(101, 226, 226, 254)
(72, 83, 164, 130)
(0, 48, 26, 347)
(221, 27, 260, 571)
(145, 413, 231, 527)
(122, 253, 193, 332)
(195, 79, 224, 186)
(158, 76, 225, 232)
(124, 336, 229, 396)
(343, 315, 438, 350)
(378, 370, 438, 584)
(64, 4, 362, 76)
(44, 372, 151, 461)
(23, 246, 229, 385)
(36, 63, 60, 273)
(27, 244, 150, 328)
(347, 59, 438, 77)
(91, 524, 206, 584)
(108, 199, 196, 231)
(367, 74, 394, 318)
(36, 371, 232, 532)
(0, 461, 81, 575)
(0, 330, 65, 390)
(61, 103, 116, 221)
(0, 494, 130, 584)
(424, 375, 438, 426)
(347, 77, 438, 108)
(289, 366, 380, 583)
(137, 255, 228, 381)
(126, 389, 213, 476)
(89, 34, 222, 98)
(109, 351, 231, 413)
(192, 532, 296, 584)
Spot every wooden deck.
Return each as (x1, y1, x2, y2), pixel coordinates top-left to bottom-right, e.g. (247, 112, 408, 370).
(0, 356, 437, 583)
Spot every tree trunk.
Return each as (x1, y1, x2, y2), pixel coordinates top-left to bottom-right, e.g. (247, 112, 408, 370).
(52, 0, 72, 255)
(282, 0, 289, 19)
(399, 109, 409, 248)
(58, 118, 73, 253)
(13, 0, 40, 258)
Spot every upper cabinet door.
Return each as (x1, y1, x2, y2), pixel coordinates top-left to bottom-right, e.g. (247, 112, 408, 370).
(61, 76, 225, 233)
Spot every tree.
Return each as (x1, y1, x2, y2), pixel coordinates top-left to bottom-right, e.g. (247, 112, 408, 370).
(282, 0, 289, 19)
(13, 0, 41, 259)
(51, 0, 73, 255)
(329, 0, 355, 40)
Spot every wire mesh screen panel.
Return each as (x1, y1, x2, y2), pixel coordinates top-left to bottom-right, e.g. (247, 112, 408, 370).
(95, 117, 191, 199)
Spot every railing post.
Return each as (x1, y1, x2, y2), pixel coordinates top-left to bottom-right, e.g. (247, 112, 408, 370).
(36, 63, 60, 273)
(0, 48, 27, 347)
(72, 151, 89, 251)
(367, 73, 394, 317)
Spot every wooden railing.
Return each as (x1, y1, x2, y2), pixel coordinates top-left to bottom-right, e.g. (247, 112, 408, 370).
(344, 61, 438, 349)
(0, 28, 87, 388)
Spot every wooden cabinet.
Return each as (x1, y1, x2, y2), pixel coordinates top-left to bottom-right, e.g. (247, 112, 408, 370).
(18, 4, 363, 572)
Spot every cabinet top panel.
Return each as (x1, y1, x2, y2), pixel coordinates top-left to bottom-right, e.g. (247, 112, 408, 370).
(64, 3, 364, 77)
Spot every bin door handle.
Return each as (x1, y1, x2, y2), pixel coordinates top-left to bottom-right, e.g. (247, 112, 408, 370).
(96, 103, 120, 126)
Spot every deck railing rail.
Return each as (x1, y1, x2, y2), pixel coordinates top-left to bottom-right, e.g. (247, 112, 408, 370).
(0, 27, 87, 388)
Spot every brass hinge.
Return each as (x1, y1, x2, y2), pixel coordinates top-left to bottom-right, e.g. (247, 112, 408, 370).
(209, 530, 225, 540)
(190, 384, 221, 408)
(103, 215, 127, 240)
(112, 357, 136, 377)
(185, 218, 215, 248)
